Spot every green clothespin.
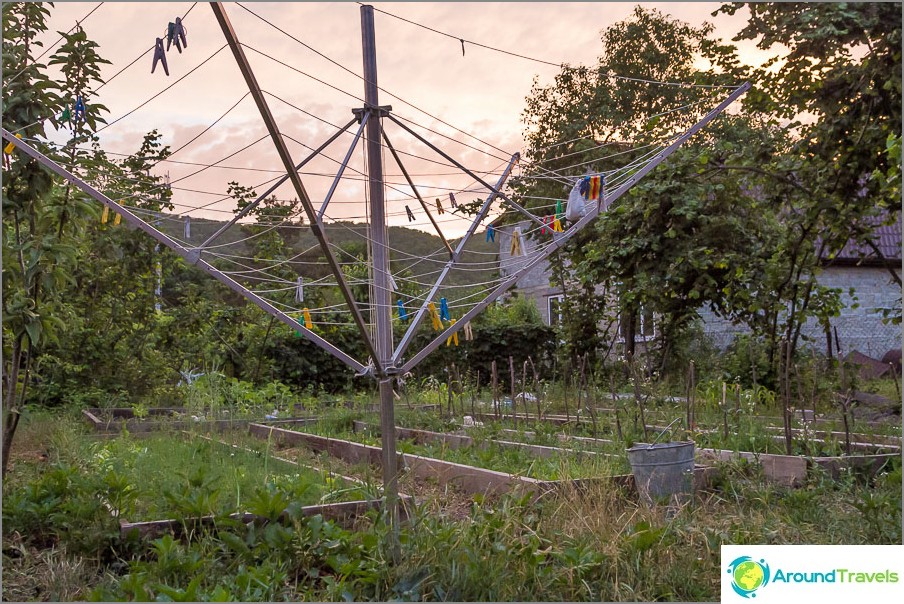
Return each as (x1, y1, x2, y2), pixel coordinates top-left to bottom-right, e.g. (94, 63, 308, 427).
(61, 107, 71, 123)
(555, 199, 564, 220)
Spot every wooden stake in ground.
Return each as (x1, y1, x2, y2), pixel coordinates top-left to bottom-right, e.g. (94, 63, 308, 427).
(446, 364, 454, 417)
(780, 340, 794, 456)
(527, 357, 542, 421)
(509, 356, 517, 429)
(686, 360, 696, 431)
(583, 353, 598, 439)
(563, 359, 570, 422)
(721, 381, 729, 441)
(491, 360, 499, 420)
(472, 370, 479, 418)
(610, 373, 623, 440)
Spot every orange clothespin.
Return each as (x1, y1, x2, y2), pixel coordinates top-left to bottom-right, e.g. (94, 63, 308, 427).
(446, 319, 459, 347)
(435, 198, 445, 215)
(303, 308, 313, 330)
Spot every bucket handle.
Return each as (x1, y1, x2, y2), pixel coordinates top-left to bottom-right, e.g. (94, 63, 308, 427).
(647, 417, 682, 448)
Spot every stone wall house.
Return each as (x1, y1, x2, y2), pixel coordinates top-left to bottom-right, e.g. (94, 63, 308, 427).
(495, 217, 901, 359)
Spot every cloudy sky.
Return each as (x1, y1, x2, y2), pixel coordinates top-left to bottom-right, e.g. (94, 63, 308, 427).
(32, 2, 773, 238)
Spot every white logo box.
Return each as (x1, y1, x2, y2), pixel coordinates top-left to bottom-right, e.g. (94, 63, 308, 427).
(722, 545, 904, 603)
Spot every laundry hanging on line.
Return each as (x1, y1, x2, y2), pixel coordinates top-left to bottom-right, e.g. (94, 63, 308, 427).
(427, 302, 442, 331)
(152, 38, 169, 75)
(446, 318, 458, 347)
(510, 227, 524, 256)
(167, 17, 188, 52)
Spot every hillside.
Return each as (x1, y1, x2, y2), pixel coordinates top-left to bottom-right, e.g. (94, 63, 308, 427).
(155, 215, 500, 290)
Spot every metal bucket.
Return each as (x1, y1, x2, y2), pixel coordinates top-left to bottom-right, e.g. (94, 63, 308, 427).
(626, 441, 695, 504)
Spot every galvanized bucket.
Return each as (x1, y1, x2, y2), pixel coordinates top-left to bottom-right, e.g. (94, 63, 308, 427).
(626, 441, 695, 504)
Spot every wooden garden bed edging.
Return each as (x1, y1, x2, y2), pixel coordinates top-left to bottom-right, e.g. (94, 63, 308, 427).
(192, 433, 367, 488)
(119, 497, 414, 540)
(249, 424, 716, 499)
(249, 423, 540, 496)
(351, 421, 613, 460)
(82, 407, 320, 433)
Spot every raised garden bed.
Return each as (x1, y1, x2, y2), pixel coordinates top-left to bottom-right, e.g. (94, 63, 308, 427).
(248, 423, 713, 498)
(395, 414, 900, 488)
(77, 431, 405, 541)
(82, 407, 320, 433)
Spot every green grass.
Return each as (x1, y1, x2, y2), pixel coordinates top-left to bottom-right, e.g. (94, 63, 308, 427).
(286, 421, 630, 479)
(83, 433, 367, 519)
(3, 409, 901, 602)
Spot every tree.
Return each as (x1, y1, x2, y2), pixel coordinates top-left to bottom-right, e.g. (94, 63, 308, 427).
(710, 2, 902, 362)
(516, 7, 771, 371)
(2, 3, 102, 474)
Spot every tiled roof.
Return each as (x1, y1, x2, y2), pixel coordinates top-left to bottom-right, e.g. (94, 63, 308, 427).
(824, 213, 901, 262)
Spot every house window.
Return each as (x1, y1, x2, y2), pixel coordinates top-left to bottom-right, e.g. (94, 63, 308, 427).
(617, 306, 655, 342)
(547, 294, 564, 327)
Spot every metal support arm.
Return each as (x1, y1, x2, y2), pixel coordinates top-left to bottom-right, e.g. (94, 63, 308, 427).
(391, 152, 520, 363)
(397, 82, 752, 373)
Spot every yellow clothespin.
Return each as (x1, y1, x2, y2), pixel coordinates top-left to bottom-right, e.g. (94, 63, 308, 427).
(463, 321, 474, 341)
(428, 301, 442, 331)
(113, 212, 122, 226)
(552, 216, 563, 232)
(3, 133, 22, 155)
(446, 319, 458, 347)
(303, 308, 313, 330)
(101, 206, 110, 224)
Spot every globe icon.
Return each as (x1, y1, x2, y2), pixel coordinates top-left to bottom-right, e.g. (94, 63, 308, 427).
(733, 560, 765, 592)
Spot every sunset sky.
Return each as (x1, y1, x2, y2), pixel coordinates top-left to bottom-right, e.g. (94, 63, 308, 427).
(30, 2, 775, 238)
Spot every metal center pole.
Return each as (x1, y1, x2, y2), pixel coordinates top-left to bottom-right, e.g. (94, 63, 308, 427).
(360, 3, 400, 560)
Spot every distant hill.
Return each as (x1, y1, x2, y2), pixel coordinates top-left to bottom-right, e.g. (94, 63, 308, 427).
(155, 215, 500, 290)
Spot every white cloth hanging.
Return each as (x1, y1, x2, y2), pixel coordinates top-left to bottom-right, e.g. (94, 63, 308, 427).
(565, 181, 586, 222)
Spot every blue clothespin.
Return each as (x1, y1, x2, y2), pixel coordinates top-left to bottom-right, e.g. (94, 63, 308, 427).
(397, 299, 408, 323)
(73, 95, 86, 122)
(167, 17, 188, 53)
(579, 176, 590, 197)
(439, 297, 450, 322)
(152, 38, 169, 76)
(486, 224, 495, 243)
